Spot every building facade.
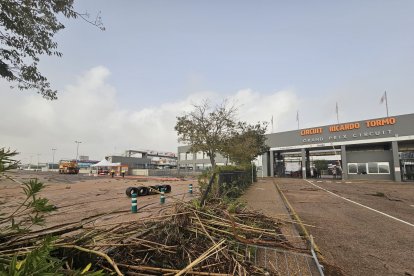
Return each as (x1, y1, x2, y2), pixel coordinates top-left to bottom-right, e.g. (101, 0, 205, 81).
(263, 113, 414, 182)
(177, 145, 228, 170)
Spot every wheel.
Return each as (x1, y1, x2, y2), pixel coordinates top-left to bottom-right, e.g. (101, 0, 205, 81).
(125, 187, 138, 197)
(137, 186, 149, 196)
(149, 186, 159, 194)
(163, 185, 171, 193)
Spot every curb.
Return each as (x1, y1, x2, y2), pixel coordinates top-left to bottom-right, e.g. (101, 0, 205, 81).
(273, 180, 324, 261)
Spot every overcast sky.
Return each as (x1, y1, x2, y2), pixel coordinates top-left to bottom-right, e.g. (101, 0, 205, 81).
(1, 1, 414, 164)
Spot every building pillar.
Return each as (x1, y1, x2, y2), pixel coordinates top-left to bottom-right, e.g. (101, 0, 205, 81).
(270, 151, 275, 177)
(262, 152, 269, 177)
(341, 145, 348, 180)
(392, 141, 401, 182)
(301, 148, 306, 179)
(305, 149, 310, 177)
(276, 151, 282, 177)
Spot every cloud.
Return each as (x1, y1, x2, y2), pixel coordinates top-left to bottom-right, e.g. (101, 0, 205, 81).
(228, 89, 299, 131)
(0, 66, 299, 164)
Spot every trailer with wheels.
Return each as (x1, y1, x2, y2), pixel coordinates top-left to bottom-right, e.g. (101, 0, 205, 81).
(125, 184, 171, 197)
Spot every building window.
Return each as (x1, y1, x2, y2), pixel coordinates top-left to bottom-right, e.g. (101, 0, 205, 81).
(348, 162, 390, 175)
(179, 152, 186, 161)
(186, 153, 194, 160)
(378, 162, 390, 174)
(195, 163, 204, 170)
(368, 162, 378, 174)
(348, 163, 357, 174)
(357, 163, 367, 174)
(196, 151, 204, 160)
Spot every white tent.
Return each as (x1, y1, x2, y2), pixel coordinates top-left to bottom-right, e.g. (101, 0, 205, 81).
(91, 159, 121, 167)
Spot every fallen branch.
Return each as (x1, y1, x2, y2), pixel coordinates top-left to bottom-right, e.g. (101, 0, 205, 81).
(119, 263, 231, 276)
(176, 239, 225, 276)
(61, 245, 123, 276)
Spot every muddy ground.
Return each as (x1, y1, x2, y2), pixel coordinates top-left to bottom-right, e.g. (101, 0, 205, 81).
(277, 178, 414, 276)
(0, 170, 198, 230)
(3, 171, 412, 275)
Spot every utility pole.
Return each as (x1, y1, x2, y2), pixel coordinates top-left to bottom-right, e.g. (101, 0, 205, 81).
(52, 148, 57, 170)
(75, 141, 82, 161)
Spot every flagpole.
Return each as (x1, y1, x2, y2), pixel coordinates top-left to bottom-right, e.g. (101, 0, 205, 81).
(271, 115, 274, 133)
(385, 91, 389, 117)
(297, 111, 300, 130)
(336, 102, 339, 124)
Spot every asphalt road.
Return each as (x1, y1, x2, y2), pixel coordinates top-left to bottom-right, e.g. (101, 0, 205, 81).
(277, 178, 414, 276)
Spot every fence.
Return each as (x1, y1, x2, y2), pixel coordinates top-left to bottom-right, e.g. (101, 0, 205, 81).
(235, 242, 323, 276)
(131, 169, 202, 177)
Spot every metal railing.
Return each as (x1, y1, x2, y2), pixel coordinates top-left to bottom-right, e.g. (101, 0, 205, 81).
(234, 242, 324, 276)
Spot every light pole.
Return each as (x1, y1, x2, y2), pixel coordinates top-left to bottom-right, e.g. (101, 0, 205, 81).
(52, 148, 57, 170)
(37, 153, 40, 171)
(75, 141, 82, 161)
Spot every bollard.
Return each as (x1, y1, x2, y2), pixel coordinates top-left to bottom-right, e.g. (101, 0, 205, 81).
(189, 183, 193, 195)
(131, 193, 137, 213)
(160, 187, 165, 204)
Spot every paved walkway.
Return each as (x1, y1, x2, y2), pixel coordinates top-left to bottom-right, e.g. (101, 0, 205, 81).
(242, 178, 303, 245)
(241, 179, 322, 276)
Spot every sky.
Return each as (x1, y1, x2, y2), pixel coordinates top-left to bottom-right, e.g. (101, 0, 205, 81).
(1, 0, 414, 164)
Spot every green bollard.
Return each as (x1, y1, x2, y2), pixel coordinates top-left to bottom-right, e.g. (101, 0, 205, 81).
(160, 187, 165, 204)
(189, 183, 193, 195)
(131, 193, 137, 213)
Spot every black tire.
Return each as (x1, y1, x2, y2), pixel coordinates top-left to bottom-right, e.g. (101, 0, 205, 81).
(126, 187, 138, 197)
(163, 185, 172, 193)
(137, 186, 149, 196)
(149, 186, 158, 194)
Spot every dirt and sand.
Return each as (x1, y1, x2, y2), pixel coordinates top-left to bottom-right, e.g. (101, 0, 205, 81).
(1, 171, 321, 275)
(0, 171, 198, 230)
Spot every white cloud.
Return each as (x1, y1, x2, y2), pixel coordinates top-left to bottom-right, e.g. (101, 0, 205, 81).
(0, 66, 299, 164)
(228, 89, 299, 131)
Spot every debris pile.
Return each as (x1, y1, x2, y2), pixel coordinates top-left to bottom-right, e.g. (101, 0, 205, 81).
(1, 200, 309, 275)
(95, 201, 303, 275)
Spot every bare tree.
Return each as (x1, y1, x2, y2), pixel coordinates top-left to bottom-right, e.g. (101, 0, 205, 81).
(175, 100, 237, 169)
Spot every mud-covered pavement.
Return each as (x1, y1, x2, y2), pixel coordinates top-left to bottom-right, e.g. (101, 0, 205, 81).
(0, 171, 198, 230)
(277, 178, 414, 276)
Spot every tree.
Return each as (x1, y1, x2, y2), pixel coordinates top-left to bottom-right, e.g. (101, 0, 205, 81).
(0, 0, 104, 100)
(0, 150, 104, 276)
(175, 100, 269, 168)
(223, 121, 269, 165)
(175, 100, 237, 169)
